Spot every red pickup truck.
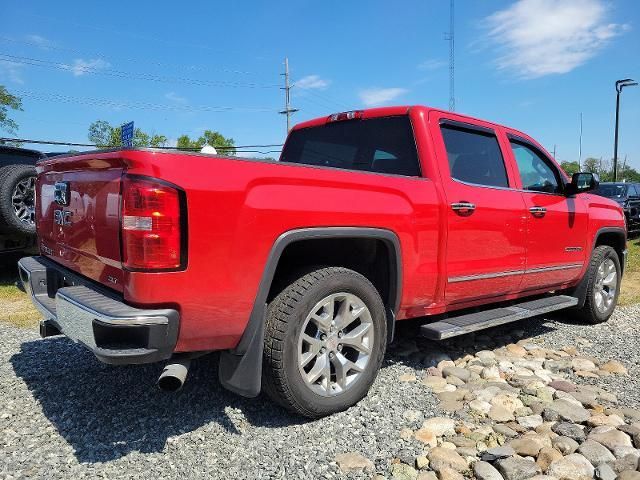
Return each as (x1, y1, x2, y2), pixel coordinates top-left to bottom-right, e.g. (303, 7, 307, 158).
(19, 106, 626, 418)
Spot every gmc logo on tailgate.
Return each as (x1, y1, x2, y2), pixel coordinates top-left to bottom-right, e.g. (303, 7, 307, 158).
(54, 210, 72, 226)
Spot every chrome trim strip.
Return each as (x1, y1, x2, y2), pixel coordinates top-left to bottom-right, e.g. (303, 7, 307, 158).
(525, 263, 583, 274)
(448, 270, 525, 283)
(448, 263, 584, 283)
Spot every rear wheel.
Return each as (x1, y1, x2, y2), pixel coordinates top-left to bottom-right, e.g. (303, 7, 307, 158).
(571, 245, 621, 324)
(0, 165, 37, 235)
(262, 267, 387, 418)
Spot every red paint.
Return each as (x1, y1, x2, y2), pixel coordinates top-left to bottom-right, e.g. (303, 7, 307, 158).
(35, 106, 625, 353)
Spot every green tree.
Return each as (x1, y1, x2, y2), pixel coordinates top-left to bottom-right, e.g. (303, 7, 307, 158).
(560, 161, 580, 176)
(583, 157, 601, 174)
(0, 85, 23, 136)
(88, 120, 117, 147)
(176, 130, 235, 154)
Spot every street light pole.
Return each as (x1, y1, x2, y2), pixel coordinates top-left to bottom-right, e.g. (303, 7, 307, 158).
(613, 78, 638, 181)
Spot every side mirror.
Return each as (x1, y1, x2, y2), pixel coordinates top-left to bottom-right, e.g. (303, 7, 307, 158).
(566, 172, 599, 195)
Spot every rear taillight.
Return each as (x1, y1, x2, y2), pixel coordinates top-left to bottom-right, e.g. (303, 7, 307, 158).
(121, 175, 186, 271)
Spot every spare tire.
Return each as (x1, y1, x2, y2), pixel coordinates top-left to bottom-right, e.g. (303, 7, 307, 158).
(0, 164, 37, 235)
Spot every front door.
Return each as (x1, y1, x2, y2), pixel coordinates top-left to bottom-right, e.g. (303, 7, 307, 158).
(507, 137, 588, 290)
(432, 115, 528, 304)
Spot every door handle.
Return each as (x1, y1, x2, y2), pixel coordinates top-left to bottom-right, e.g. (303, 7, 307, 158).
(529, 206, 547, 217)
(451, 202, 476, 215)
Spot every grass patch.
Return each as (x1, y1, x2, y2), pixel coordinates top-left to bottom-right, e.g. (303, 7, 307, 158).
(0, 254, 41, 328)
(620, 238, 640, 306)
(0, 281, 41, 328)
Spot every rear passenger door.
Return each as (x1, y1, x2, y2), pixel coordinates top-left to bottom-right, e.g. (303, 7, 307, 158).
(507, 136, 588, 290)
(431, 115, 528, 304)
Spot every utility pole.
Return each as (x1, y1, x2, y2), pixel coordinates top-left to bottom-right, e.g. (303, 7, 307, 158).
(279, 58, 298, 134)
(445, 0, 455, 112)
(578, 112, 583, 164)
(552, 144, 556, 159)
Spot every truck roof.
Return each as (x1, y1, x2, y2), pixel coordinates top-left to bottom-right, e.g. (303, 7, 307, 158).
(292, 105, 533, 143)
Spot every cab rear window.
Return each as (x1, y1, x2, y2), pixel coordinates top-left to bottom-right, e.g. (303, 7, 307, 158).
(280, 116, 421, 177)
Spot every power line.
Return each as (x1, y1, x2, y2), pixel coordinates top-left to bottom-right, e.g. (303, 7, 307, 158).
(12, 89, 276, 113)
(0, 136, 283, 154)
(0, 53, 280, 89)
(0, 36, 256, 76)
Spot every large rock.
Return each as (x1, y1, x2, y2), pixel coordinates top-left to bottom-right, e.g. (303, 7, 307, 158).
(600, 359, 628, 374)
(495, 456, 541, 480)
(572, 358, 598, 372)
(552, 422, 586, 442)
(588, 428, 633, 450)
(442, 366, 471, 382)
(617, 472, 640, 480)
(536, 447, 563, 472)
(548, 380, 577, 392)
(595, 463, 617, 480)
(552, 436, 580, 455)
(473, 461, 503, 480)
(587, 413, 626, 428)
(578, 440, 616, 466)
(546, 399, 591, 423)
(469, 400, 492, 416)
(547, 453, 595, 480)
(517, 414, 543, 429)
(480, 445, 516, 461)
(510, 437, 547, 456)
(437, 467, 465, 480)
(426, 447, 468, 473)
(335, 452, 374, 473)
(391, 463, 419, 480)
(421, 417, 456, 437)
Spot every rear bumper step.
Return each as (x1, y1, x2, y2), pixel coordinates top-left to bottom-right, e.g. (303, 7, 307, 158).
(18, 256, 179, 365)
(420, 295, 578, 340)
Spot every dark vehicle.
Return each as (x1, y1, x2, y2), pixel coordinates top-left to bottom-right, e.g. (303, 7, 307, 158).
(0, 145, 44, 255)
(593, 182, 640, 233)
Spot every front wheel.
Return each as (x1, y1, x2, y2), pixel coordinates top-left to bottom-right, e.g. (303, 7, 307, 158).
(571, 245, 621, 324)
(262, 267, 387, 418)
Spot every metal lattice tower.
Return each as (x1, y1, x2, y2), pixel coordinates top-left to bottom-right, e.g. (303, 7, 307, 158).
(447, 0, 455, 112)
(279, 58, 299, 134)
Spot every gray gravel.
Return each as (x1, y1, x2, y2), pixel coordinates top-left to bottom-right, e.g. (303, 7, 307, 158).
(1, 305, 639, 479)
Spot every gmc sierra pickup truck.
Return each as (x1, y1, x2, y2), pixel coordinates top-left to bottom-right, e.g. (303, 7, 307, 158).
(19, 106, 626, 418)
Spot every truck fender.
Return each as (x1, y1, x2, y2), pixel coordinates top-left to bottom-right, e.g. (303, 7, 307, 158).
(218, 227, 402, 398)
(569, 226, 626, 309)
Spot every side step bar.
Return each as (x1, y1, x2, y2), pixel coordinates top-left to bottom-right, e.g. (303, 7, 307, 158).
(420, 295, 578, 340)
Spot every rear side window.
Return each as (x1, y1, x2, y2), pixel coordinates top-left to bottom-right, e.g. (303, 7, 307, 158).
(441, 125, 509, 188)
(280, 116, 421, 176)
(510, 141, 562, 194)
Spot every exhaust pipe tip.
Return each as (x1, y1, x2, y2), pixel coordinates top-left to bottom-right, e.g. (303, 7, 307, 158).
(157, 359, 191, 392)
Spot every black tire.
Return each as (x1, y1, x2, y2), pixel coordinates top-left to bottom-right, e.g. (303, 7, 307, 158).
(0, 165, 37, 235)
(571, 245, 621, 324)
(262, 267, 387, 418)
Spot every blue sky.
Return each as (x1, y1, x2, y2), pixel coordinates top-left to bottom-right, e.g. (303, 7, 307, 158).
(2, 0, 639, 166)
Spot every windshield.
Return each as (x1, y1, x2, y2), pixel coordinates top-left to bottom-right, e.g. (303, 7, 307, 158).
(280, 116, 421, 177)
(594, 184, 627, 198)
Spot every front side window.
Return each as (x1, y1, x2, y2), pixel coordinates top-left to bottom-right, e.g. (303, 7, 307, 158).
(281, 116, 421, 176)
(441, 125, 509, 188)
(510, 141, 561, 194)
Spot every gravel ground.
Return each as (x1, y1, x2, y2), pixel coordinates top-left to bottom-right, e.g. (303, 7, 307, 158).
(0, 305, 639, 479)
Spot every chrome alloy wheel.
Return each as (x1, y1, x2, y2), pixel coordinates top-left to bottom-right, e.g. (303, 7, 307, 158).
(594, 257, 618, 314)
(297, 292, 374, 397)
(12, 176, 36, 226)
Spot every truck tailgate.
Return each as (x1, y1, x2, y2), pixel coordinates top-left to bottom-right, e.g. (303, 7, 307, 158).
(37, 156, 124, 292)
